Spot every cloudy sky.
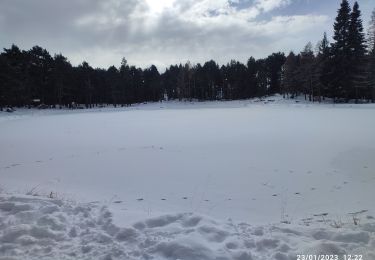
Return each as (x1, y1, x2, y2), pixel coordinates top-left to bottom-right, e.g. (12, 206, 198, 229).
(0, 0, 373, 70)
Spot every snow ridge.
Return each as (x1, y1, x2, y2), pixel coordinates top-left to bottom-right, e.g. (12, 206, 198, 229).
(0, 194, 374, 260)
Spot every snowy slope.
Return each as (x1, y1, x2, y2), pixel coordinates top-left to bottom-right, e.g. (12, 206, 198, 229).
(1, 194, 374, 260)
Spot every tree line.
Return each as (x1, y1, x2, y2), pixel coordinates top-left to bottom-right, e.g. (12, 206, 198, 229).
(282, 1, 375, 103)
(0, 0, 374, 108)
(0, 45, 286, 108)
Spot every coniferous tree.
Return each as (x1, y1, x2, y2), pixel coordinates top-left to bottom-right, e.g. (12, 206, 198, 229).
(313, 32, 331, 101)
(348, 1, 367, 102)
(368, 9, 375, 53)
(119, 58, 130, 105)
(143, 65, 160, 102)
(28, 46, 53, 105)
(281, 52, 298, 97)
(1, 45, 24, 106)
(298, 42, 315, 100)
(246, 57, 258, 98)
(265, 53, 286, 94)
(0, 54, 6, 109)
(106, 65, 121, 106)
(255, 59, 268, 97)
(52, 54, 72, 107)
(330, 0, 351, 101)
(366, 10, 375, 101)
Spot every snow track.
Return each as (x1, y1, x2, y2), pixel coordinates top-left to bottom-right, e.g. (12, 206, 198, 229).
(1, 194, 374, 260)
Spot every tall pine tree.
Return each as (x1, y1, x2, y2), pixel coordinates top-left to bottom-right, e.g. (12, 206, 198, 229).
(281, 52, 298, 97)
(330, 0, 351, 101)
(368, 9, 375, 53)
(368, 9, 375, 101)
(313, 32, 331, 101)
(348, 1, 366, 102)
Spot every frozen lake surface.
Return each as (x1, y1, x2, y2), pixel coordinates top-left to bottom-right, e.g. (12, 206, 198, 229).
(1, 98, 375, 259)
(1, 98, 375, 225)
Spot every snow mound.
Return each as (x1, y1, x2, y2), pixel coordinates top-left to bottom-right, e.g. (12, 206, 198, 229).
(0, 194, 374, 260)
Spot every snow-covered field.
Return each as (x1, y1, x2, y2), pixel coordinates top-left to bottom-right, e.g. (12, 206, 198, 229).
(1, 96, 375, 259)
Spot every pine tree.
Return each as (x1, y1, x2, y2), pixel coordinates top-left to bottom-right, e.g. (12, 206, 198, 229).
(349, 2, 366, 56)
(317, 33, 331, 98)
(2, 45, 30, 106)
(52, 54, 72, 107)
(298, 42, 315, 100)
(368, 9, 375, 53)
(348, 1, 367, 102)
(246, 57, 258, 98)
(281, 52, 298, 97)
(314, 32, 331, 100)
(265, 53, 286, 95)
(330, 0, 351, 101)
(368, 9, 375, 101)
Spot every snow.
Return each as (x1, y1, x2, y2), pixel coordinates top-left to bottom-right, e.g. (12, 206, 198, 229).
(0, 194, 374, 260)
(1, 96, 375, 258)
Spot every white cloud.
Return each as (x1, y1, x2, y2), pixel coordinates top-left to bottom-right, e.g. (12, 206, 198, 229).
(255, 0, 291, 12)
(0, 0, 331, 70)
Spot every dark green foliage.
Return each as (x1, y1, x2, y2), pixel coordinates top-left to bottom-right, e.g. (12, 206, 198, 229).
(281, 52, 298, 97)
(349, 2, 366, 57)
(367, 9, 375, 101)
(314, 32, 331, 100)
(1, 45, 282, 107)
(330, 0, 352, 101)
(348, 2, 367, 101)
(265, 53, 286, 94)
(280, 1, 373, 102)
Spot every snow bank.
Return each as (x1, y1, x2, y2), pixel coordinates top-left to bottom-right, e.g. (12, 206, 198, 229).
(0, 194, 374, 260)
